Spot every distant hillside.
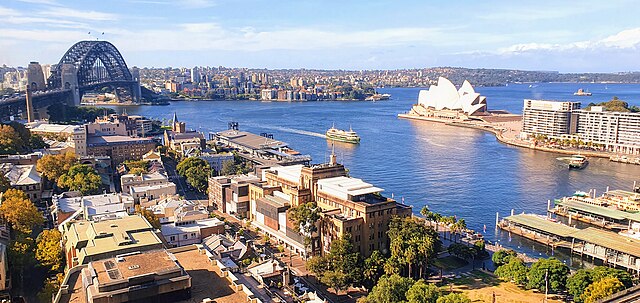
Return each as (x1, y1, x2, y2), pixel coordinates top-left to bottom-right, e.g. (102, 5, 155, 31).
(415, 67, 640, 87)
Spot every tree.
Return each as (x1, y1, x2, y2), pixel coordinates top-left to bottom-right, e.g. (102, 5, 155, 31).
(567, 269, 593, 303)
(364, 274, 415, 303)
(0, 174, 11, 193)
(36, 229, 63, 272)
(388, 216, 441, 278)
(492, 249, 518, 267)
(220, 159, 237, 176)
(582, 277, 624, 303)
(58, 164, 102, 195)
(177, 157, 210, 193)
(495, 257, 528, 285)
(567, 266, 633, 303)
(406, 280, 441, 303)
(288, 202, 320, 256)
(184, 165, 210, 193)
(307, 234, 361, 292)
(36, 152, 77, 181)
(0, 124, 22, 155)
(320, 270, 349, 294)
(526, 258, 569, 293)
(362, 250, 386, 290)
(436, 293, 471, 303)
(37, 273, 64, 303)
(135, 205, 161, 229)
(29, 134, 48, 150)
(9, 233, 35, 290)
(590, 266, 633, 288)
(0, 189, 43, 234)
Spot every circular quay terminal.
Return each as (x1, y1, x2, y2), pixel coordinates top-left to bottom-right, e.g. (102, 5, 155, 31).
(1, 1, 640, 303)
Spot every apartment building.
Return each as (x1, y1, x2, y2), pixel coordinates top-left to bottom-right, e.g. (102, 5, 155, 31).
(574, 107, 640, 154)
(521, 99, 581, 137)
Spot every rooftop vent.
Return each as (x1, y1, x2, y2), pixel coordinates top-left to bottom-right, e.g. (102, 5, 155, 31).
(127, 265, 140, 270)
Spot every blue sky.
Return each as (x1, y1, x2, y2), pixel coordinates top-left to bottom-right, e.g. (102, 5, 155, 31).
(1, 0, 639, 72)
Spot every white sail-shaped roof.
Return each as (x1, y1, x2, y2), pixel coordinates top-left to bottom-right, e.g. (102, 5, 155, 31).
(417, 77, 487, 115)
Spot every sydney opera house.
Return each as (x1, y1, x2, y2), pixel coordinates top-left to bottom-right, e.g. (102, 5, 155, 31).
(408, 77, 488, 120)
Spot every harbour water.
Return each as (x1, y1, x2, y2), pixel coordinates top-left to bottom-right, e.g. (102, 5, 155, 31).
(111, 83, 640, 261)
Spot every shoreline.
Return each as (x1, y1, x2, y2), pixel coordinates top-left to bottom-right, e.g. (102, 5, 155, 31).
(397, 113, 623, 160)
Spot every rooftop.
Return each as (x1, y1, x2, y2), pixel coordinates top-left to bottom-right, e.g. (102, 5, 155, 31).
(65, 215, 162, 264)
(504, 214, 579, 238)
(317, 176, 384, 201)
(28, 122, 83, 134)
(87, 135, 154, 146)
(161, 218, 224, 235)
(268, 164, 303, 184)
(571, 227, 640, 258)
(92, 250, 180, 283)
(54, 192, 133, 214)
(556, 199, 640, 222)
(216, 129, 288, 150)
(0, 163, 40, 186)
(130, 182, 176, 193)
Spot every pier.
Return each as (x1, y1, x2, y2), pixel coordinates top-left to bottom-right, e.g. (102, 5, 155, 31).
(498, 214, 640, 274)
(549, 198, 640, 231)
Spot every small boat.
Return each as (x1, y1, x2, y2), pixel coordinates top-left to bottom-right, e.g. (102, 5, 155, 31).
(326, 125, 360, 144)
(568, 155, 589, 169)
(574, 88, 592, 96)
(365, 93, 391, 101)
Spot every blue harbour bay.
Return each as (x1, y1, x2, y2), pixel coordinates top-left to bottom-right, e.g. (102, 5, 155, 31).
(111, 83, 640, 261)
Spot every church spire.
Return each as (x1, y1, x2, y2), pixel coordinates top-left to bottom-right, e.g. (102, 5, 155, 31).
(173, 112, 178, 124)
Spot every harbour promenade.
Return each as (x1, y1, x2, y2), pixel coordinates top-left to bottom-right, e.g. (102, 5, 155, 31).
(398, 112, 631, 160)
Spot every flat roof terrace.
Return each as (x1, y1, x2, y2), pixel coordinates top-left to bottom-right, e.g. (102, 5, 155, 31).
(93, 250, 180, 284)
(216, 130, 288, 150)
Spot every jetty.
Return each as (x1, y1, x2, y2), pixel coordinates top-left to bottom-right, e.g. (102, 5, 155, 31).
(498, 213, 640, 274)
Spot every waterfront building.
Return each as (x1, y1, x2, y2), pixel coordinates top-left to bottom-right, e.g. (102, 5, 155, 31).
(199, 152, 234, 173)
(521, 99, 581, 137)
(574, 107, 640, 154)
(0, 163, 42, 202)
(255, 154, 411, 257)
(62, 215, 164, 268)
(409, 77, 487, 119)
(316, 176, 411, 256)
(55, 249, 191, 303)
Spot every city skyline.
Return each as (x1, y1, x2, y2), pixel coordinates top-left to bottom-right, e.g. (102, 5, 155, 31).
(1, 0, 640, 72)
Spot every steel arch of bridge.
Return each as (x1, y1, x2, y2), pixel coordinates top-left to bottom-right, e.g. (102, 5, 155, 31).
(48, 40, 133, 89)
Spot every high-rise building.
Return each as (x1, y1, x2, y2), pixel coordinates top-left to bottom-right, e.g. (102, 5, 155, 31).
(190, 66, 200, 84)
(575, 107, 640, 154)
(521, 99, 581, 137)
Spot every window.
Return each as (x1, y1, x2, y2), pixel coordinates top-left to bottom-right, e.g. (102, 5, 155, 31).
(170, 236, 175, 241)
(183, 234, 188, 240)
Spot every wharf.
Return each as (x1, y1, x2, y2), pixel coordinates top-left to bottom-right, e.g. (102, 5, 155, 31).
(549, 199, 640, 231)
(498, 214, 640, 274)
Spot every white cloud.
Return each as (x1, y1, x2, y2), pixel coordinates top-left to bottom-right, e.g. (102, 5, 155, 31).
(497, 28, 640, 55)
(39, 7, 118, 21)
(17, 0, 59, 5)
(129, 0, 216, 8)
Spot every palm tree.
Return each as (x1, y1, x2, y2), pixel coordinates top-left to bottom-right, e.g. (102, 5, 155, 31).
(420, 206, 431, 227)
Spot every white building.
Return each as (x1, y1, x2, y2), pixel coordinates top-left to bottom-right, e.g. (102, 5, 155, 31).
(416, 77, 487, 117)
(120, 171, 169, 194)
(521, 99, 581, 137)
(575, 107, 640, 154)
(161, 218, 224, 247)
(129, 183, 176, 203)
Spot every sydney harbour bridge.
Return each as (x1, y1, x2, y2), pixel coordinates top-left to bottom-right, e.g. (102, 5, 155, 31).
(0, 40, 141, 121)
